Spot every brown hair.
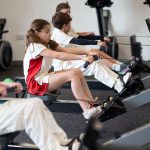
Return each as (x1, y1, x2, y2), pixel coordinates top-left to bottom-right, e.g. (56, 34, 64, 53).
(52, 12, 72, 30)
(26, 19, 50, 47)
(56, 2, 70, 12)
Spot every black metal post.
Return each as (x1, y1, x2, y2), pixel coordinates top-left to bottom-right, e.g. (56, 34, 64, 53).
(95, 7, 105, 37)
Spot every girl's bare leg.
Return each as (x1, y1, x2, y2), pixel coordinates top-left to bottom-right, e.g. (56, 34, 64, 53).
(47, 68, 93, 111)
(77, 69, 93, 101)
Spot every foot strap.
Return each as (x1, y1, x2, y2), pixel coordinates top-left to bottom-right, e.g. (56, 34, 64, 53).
(68, 136, 82, 150)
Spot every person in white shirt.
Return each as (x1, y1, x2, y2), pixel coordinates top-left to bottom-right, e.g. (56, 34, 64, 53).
(0, 81, 83, 150)
(55, 2, 110, 42)
(51, 12, 131, 94)
(51, 12, 129, 74)
(53, 3, 130, 74)
(54, 2, 131, 73)
(24, 19, 106, 120)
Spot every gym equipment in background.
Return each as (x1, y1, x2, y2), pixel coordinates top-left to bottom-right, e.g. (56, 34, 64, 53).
(146, 18, 150, 32)
(15, 76, 60, 105)
(0, 18, 13, 70)
(1, 74, 150, 149)
(0, 131, 38, 150)
(85, 1, 118, 59)
(83, 113, 150, 150)
(85, 0, 113, 35)
(130, 35, 150, 74)
(143, 0, 150, 6)
(14, 72, 150, 123)
(97, 9, 119, 59)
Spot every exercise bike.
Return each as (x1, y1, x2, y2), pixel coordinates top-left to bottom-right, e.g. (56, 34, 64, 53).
(0, 18, 13, 70)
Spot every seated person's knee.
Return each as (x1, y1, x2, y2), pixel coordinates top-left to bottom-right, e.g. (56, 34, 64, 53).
(70, 68, 82, 77)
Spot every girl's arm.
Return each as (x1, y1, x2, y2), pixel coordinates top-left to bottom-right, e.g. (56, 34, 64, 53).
(55, 46, 88, 55)
(56, 46, 100, 58)
(40, 48, 88, 61)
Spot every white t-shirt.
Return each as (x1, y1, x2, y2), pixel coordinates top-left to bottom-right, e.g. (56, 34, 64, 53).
(24, 43, 53, 85)
(51, 28, 73, 47)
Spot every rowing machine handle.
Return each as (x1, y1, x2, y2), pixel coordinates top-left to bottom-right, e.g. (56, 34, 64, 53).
(0, 87, 17, 97)
(7, 86, 17, 93)
(83, 55, 99, 68)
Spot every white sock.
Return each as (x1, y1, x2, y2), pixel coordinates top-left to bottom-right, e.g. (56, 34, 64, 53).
(112, 64, 121, 72)
(114, 72, 132, 93)
(114, 78, 124, 93)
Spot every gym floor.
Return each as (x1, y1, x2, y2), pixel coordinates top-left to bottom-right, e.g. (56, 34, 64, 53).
(0, 62, 150, 146)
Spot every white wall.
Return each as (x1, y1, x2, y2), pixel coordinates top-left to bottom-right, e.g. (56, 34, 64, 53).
(0, 0, 150, 60)
(107, 0, 150, 60)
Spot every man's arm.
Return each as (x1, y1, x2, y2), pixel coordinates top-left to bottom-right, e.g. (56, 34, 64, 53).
(77, 31, 95, 36)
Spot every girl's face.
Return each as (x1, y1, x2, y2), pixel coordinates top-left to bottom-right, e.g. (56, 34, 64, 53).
(37, 25, 51, 43)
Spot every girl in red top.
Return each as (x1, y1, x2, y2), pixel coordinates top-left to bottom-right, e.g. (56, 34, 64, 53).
(24, 19, 102, 120)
